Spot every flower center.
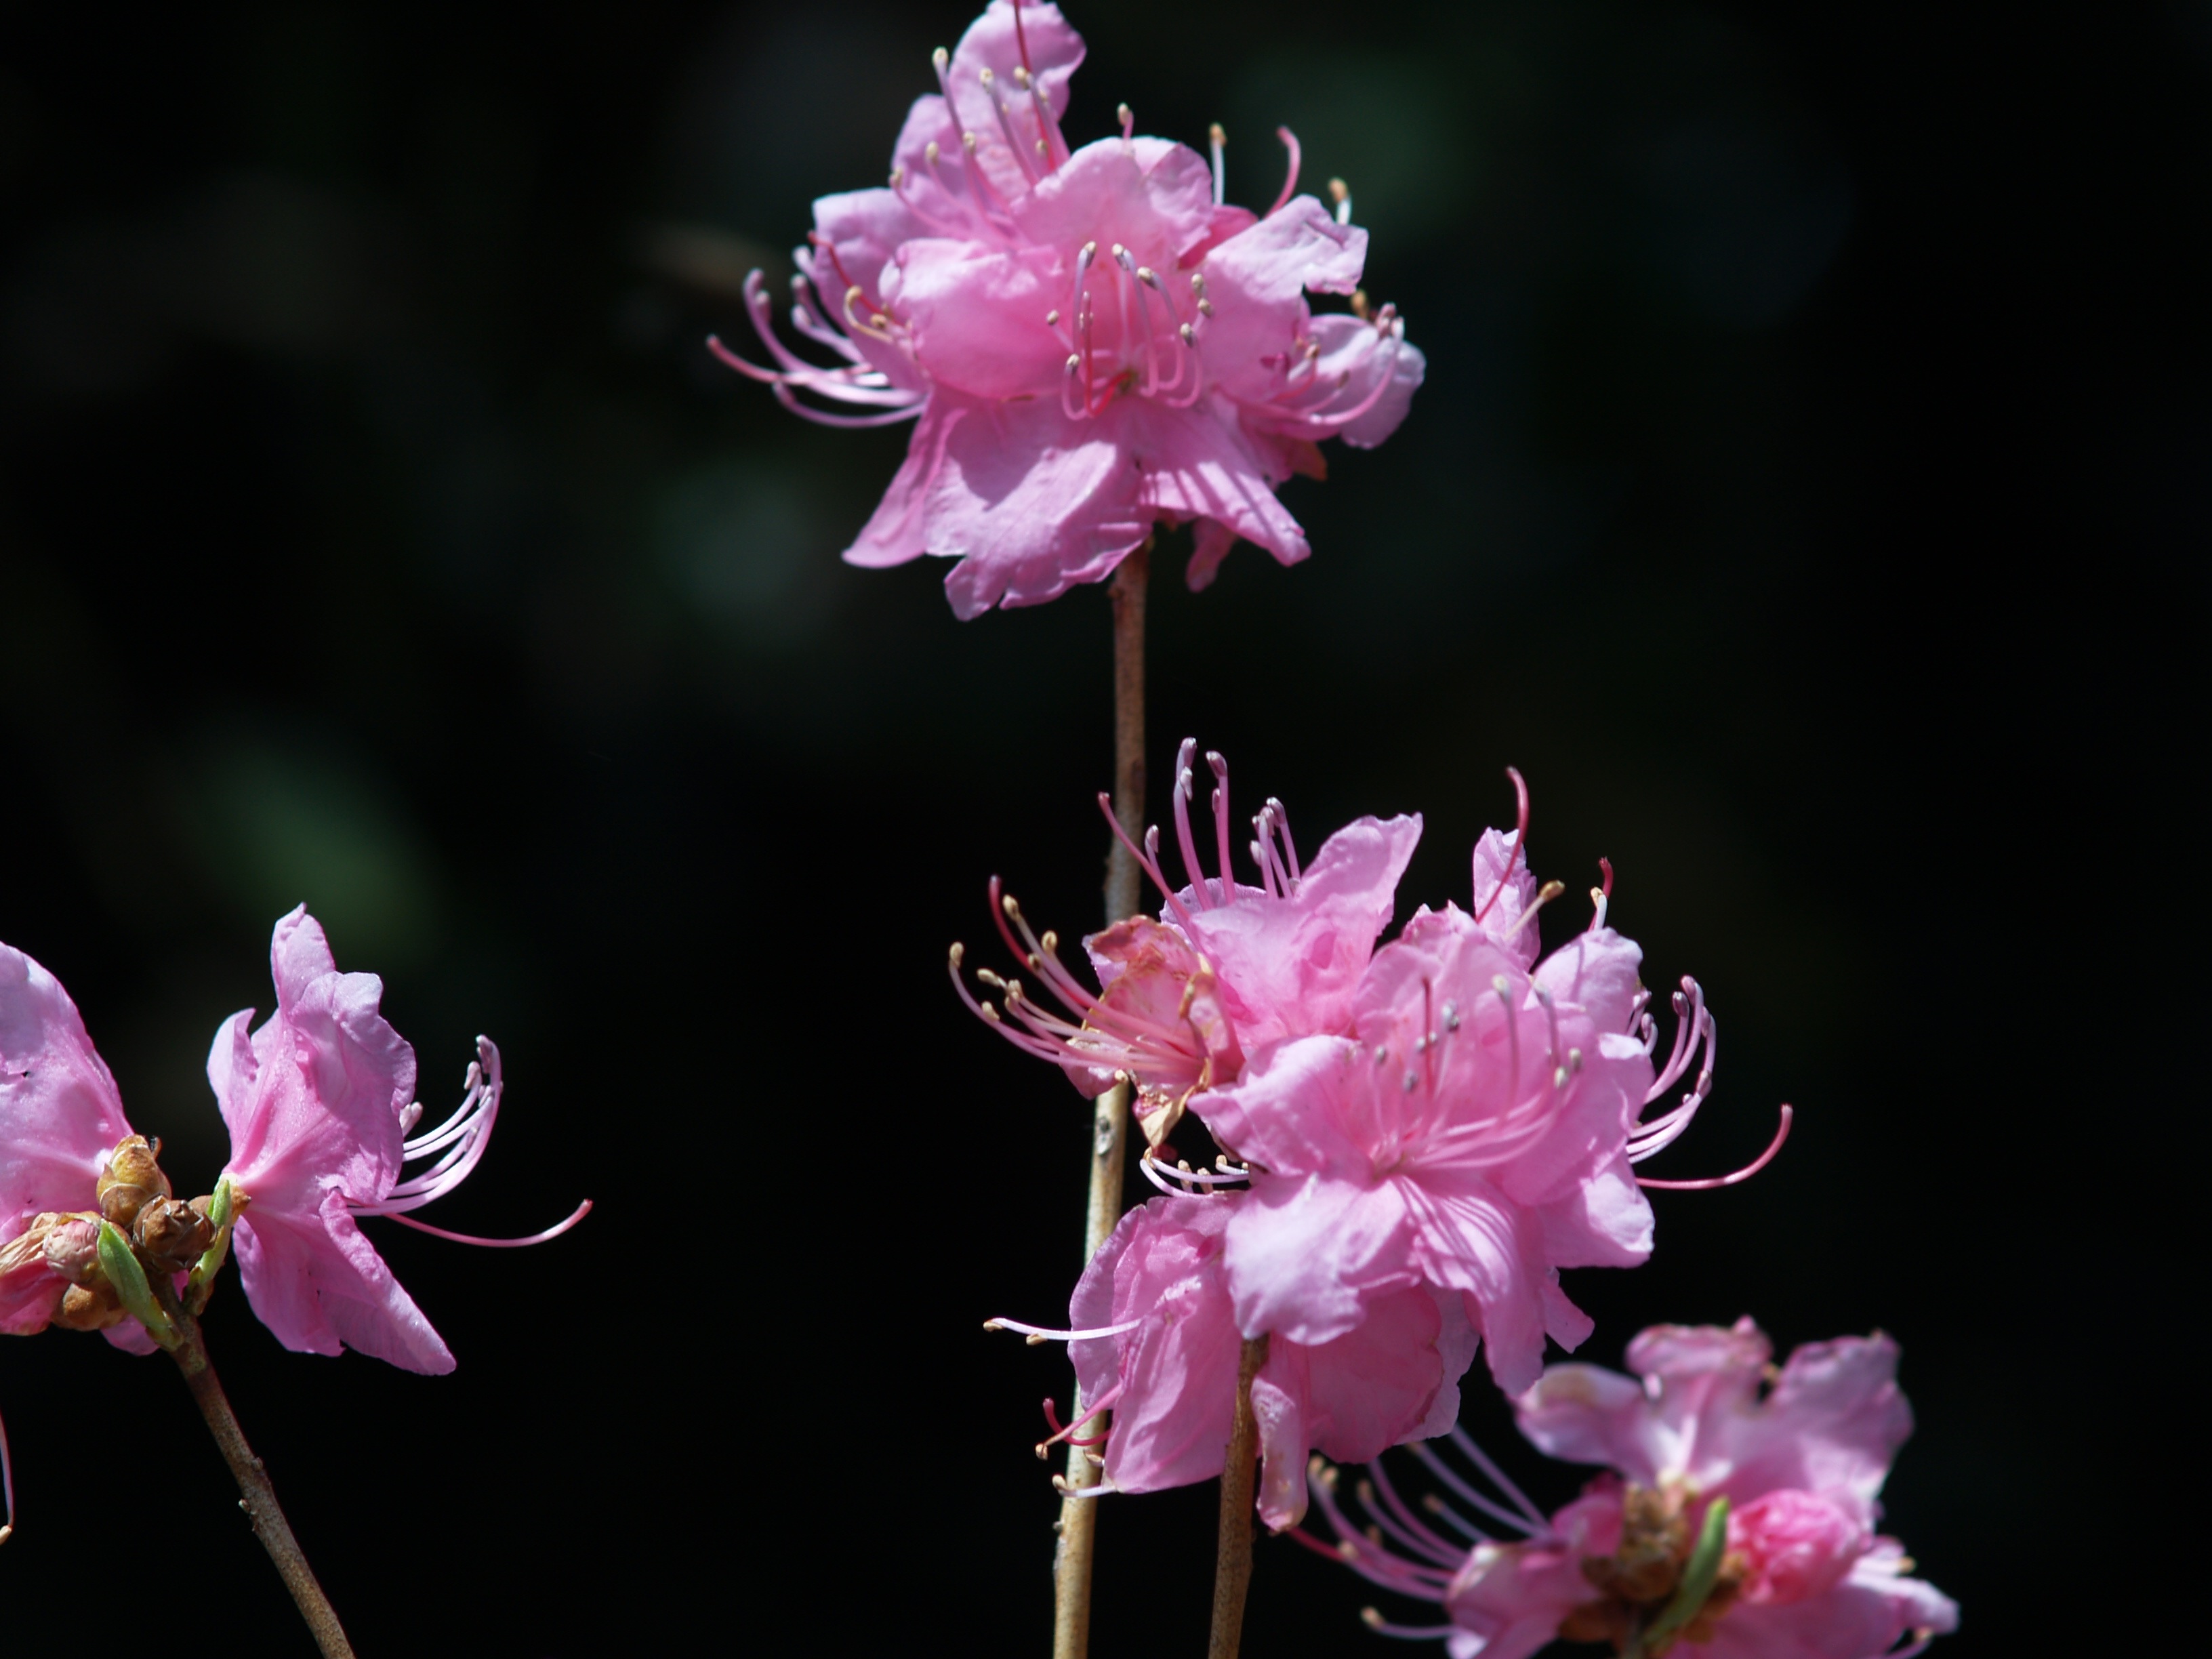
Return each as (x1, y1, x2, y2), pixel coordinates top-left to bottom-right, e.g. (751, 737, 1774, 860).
(1560, 1484, 1748, 1658)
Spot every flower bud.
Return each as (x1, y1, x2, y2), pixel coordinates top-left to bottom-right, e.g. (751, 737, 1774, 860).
(97, 1134, 171, 1230)
(52, 1278, 127, 1332)
(134, 1197, 213, 1275)
(39, 1213, 105, 1285)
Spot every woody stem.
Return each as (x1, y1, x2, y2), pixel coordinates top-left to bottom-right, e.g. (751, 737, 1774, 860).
(1208, 1335, 1270, 1659)
(170, 1320, 356, 1659)
(1051, 536, 1149, 1659)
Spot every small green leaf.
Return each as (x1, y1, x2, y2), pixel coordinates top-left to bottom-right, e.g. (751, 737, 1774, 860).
(1645, 1495, 1732, 1647)
(187, 1176, 237, 1313)
(97, 1219, 178, 1349)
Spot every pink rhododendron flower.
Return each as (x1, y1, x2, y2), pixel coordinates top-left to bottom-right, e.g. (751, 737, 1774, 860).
(1310, 1319, 1958, 1659)
(714, 0, 1425, 617)
(989, 1192, 1476, 1530)
(0, 941, 165, 1355)
(211, 906, 586, 1374)
(952, 740, 1418, 1145)
(1197, 769, 1772, 1395)
(0, 941, 134, 1247)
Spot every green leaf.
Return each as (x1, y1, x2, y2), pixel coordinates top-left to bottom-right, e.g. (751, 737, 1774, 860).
(1644, 1495, 1732, 1647)
(97, 1219, 178, 1349)
(186, 1176, 237, 1313)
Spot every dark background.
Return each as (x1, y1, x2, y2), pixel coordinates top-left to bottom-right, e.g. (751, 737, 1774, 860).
(0, 1, 2197, 1651)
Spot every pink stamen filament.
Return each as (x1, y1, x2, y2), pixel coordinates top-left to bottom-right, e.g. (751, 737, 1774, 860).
(1207, 751, 1235, 901)
(1365, 1460, 1469, 1568)
(1269, 127, 1302, 216)
(1636, 1103, 1793, 1190)
(1, 1395, 14, 1544)
(1094, 792, 1198, 931)
(1040, 1394, 1112, 1448)
(1475, 768, 1531, 924)
(1442, 1426, 1554, 1533)
(377, 1200, 593, 1248)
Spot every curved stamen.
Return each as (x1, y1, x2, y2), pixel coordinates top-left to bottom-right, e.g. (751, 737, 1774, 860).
(378, 1200, 593, 1248)
(1636, 1104, 1792, 1190)
(1359, 1612, 1456, 1641)
(1269, 127, 1302, 216)
(1267, 796, 1303, 884)
(1, 1396, 14, 1544)
(1589, 855, 1616, 933)
(1474, 767, 1531, 924)
(1206, 752, 1235, 899)
(1170, 743, 1213, 909)
(983, 1315, 1146, 1343)
(1040, 1386, 1120, 1451)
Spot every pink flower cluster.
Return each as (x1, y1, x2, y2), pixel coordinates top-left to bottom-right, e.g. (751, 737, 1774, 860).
(1312, 1319, 1959, 1659)
(717, 0, 1423, 617)
(962, 747, 1788, 1528)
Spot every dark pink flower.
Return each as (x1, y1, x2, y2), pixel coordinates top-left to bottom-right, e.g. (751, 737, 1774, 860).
(991, 1192, 1475, 1530)
(213, 907, 586, 1373)
(951, 741, 1416, 1145)
(716, 0, 1424, 617)
(1311, 1320, 1957, 1659)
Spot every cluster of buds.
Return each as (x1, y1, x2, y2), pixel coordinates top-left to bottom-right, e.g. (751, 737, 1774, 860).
(0, 1134, 238, 1350)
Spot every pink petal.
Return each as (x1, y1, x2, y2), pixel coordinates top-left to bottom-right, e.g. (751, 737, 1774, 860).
(895, 239, 1067, 401)
(0, 941, 134, 1235)
(1715, 1334, 1915, 1526)
(1181, 813, 1422, 1051)
(1513, 1361, 1660, 1483)
(1285, 312, 1427, 449)
(1185, 516, 1238, 591)
(1010, 138, 1216, 271)
(1532, 926, 1646, 1039)
(1128, 394, 1312, 568)
(945, 0, 1085, 203)
(1197, 196, 1368, 404)
(922, 394, 1149, 616)
(1224, 1164, 1417, 1346)
(233, 1190, 454, 1374)
(1400, 1169, 1553, 1393)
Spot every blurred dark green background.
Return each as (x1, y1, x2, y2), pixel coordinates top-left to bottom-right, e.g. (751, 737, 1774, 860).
(0, 1, 2198, 1651)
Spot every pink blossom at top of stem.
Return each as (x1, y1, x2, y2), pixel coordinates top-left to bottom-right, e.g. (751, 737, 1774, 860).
(950, 740, 1417, 1146)
(714, 0, 1425, 619)
(211, 906, 586, 1374)
(994, 1192, 1476, 1531)
(1309, 1324, 1957, 1659)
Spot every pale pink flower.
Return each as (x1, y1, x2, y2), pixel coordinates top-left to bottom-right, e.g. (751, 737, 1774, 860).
(951, 739, 1417, 1145)
(0, 941, 161, 1355)
(989, 1192, 1476, 1530)
(1311, 1320, 1957, 1659)
(0, 941, 135, 1251)
(1, 939, 157, 1537)
(212, 906, 587, 1374)
(714, 0, 1425, 617)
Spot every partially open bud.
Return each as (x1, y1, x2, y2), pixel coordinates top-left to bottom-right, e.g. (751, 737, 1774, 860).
(52, 1277, 127, 1332)
(97, 1134, 171, 1230)
(39, 1213, 105, 1285)
(134, 1197, 214, 1275)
